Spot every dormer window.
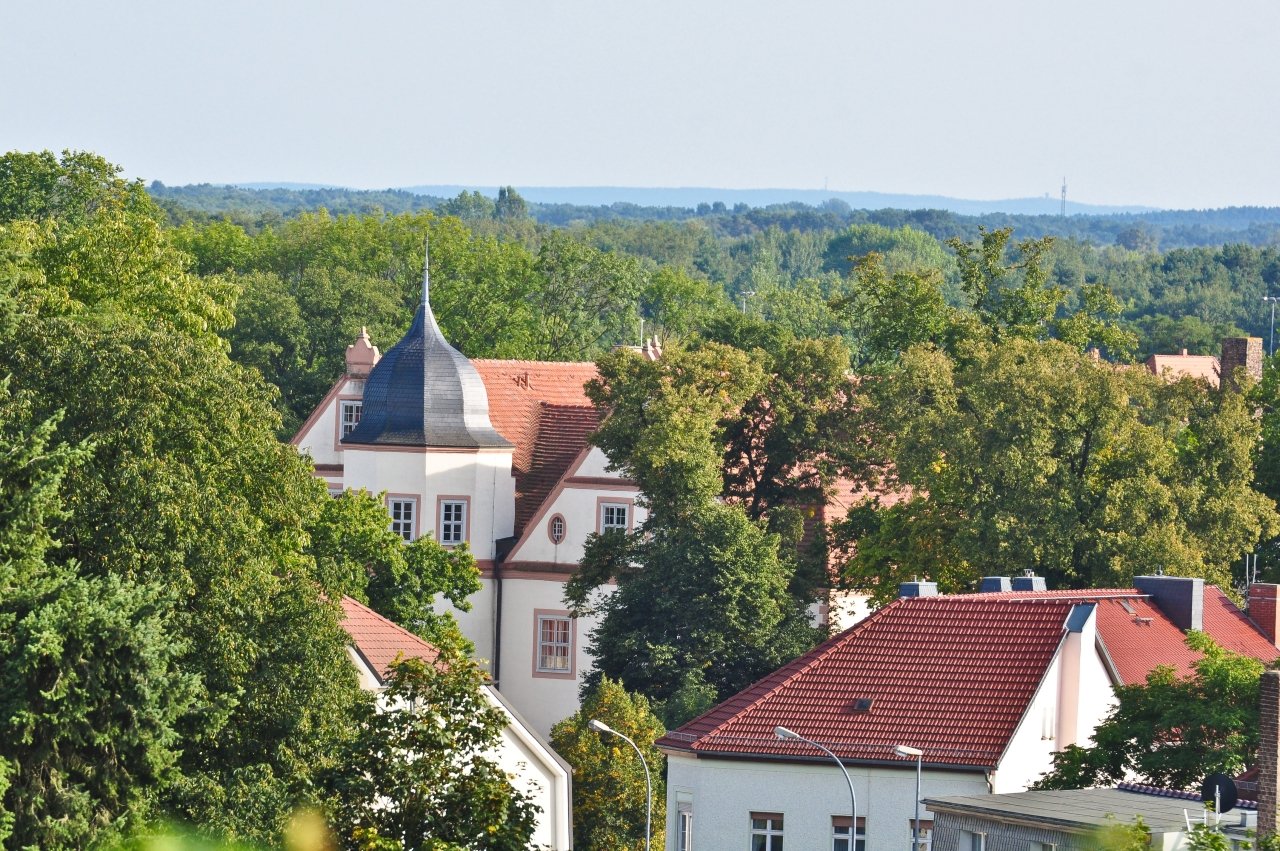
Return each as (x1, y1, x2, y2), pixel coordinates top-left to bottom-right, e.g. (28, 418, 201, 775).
(340, 400, 362, 437)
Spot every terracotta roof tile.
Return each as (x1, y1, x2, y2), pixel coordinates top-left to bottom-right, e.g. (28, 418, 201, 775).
(338, 595, 440, 684)
(1146, 353, 1220, 387)
(954, 586, 1278, 682)
(472, 360, 603, 535)
(659, 596, 1077, 769)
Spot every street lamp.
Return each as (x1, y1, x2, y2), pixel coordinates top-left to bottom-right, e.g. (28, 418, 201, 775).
(1264, 296, 1280, 357)
(775, 726, 858, 849)
(589, 719, 652, 851)
(894, 745, 924, 851)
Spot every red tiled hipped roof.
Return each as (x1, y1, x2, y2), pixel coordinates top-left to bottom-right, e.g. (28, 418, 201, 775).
(472, 360, 604, 535)
(338, 595, 441, 684)
(659, 596, 1078, 769)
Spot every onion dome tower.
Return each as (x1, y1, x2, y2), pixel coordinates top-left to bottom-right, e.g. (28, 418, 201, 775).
(343, 244, 511, 449)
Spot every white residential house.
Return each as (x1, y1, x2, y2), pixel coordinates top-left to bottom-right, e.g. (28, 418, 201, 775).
(292, 258, 648, 735)
(339, 594, 573, 850)
(657, 575, 1280, 851)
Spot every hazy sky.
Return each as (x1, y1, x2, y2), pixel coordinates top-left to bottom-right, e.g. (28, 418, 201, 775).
(4, 1, 1279, 209)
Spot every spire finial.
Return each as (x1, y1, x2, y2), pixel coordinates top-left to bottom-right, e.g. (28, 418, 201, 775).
(422, 237, 430, 307)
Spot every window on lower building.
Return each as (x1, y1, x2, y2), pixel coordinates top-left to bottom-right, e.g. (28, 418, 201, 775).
(750, 812, 783, 851)
(833, 816, 866, 851)
(1028, 843, 1056, 851)
(439, 499, 467, 545)
(537, 615, 572, 673)
(548, 513, 566, 544)
(339, 400, 362, 437)
(388, 497, 416, 542)
(959, 831, 985, 851)
(677, 802, 693, 851)
(910, 819, 934, 851)
(600, 502, 629, 532)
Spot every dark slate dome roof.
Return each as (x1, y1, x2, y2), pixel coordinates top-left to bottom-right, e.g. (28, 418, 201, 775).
(343, 256, 511, 450)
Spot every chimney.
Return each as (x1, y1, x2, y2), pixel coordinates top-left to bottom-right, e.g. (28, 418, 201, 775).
(345, 327, 381, 377)
(1012, 571, 1047, 592)
(1258, 670, 1280, 836)
(1180, 348, 1189, 356)
(1250, 584, 1280, 647)
(979, 576, 1012, 593)
(1221, 337, 1264, 392)
(899, 581, 938, 598)
(1133, 575, 1204, 632)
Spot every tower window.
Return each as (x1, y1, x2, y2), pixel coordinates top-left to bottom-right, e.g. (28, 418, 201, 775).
(439, 499, 468, 546)
(387, 497, 417, 542)
(340, 400, 362, 437)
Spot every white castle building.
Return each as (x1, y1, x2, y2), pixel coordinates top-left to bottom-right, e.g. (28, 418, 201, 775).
(292, 259, 646, 735)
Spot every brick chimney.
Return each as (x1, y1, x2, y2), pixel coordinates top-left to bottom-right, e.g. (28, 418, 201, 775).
(1251, 584, 1280, 647)
(1258, 670, 1280, 836)
(1221, 337, 1264, 392)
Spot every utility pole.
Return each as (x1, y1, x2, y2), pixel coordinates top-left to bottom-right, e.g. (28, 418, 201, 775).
(740, 290, 756, 314)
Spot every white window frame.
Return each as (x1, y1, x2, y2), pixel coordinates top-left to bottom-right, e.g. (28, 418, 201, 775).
(833, 816, 866, 851)
(535, 613, 573, 675)
(960, 831, 985, 851)
(387, 496, 417, 542)
(339, 399, 362, 438)
(750, 813, 783, 851)
(548, 513, 566, 545)
(438, 498, 467, 546)
(677, 803, 693, 851)
(600, 502, 629, 532)
(911, 820, 934, 851)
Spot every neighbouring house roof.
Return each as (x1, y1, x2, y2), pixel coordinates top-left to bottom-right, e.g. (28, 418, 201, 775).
(658, 596, 1080, 770)
(472, 359, 606, 535)
(924, 783, 1255, 836)
(968, 586, 1278, 682)
(338, 595, 441, 685)
(1146, 352, 1220, 387)
(344, 262, 511, 449)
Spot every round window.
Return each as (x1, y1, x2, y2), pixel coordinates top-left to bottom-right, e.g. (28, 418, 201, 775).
(549, 514, 566, 544)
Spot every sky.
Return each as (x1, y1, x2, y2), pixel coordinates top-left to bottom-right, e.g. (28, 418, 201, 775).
(3, 0, 1279, 209)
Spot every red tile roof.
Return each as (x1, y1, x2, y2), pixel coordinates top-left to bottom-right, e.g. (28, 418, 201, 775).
(472, 360, 604, 534)
(338, 595, 440, 684)
(658, 596, 1078, 769)
(1146, 353, 1220, 387)
(965, 586, 1278, 683)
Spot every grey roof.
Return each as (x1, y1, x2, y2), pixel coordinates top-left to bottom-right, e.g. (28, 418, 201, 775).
(923, 786, 1255, 835)
(343, 250, 511, 450)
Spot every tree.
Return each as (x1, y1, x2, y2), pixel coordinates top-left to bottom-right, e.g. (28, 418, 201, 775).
(0, 383, 197, 849)
(550, 678, 666, 851)
(1035, 633, 1267, 791)
(307, 488, 481, 651)
(840, 338, 1279, 600)
(529, 231, 645, 360)
(332, 653, 538, 851)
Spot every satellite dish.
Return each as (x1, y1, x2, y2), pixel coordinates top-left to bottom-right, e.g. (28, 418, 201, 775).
(1201, 773, 1239, 814)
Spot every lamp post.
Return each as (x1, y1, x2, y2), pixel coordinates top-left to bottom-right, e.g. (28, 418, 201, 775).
(589, 719, 651, 851)
(894, 745, 924, 851)
(775, 726, 858, 849)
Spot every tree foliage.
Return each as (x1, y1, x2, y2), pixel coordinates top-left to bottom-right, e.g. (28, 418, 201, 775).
(1035, 633, 1269, 791)
(550, 678, 666, 851)
(332, 653, 538, 851)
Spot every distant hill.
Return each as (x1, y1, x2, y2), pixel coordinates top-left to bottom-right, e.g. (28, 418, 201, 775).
(397, 184, 1152, 217)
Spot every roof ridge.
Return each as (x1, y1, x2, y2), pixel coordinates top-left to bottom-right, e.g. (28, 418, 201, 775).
(340, 595, 439, 654)
(474, 358, 597, 368)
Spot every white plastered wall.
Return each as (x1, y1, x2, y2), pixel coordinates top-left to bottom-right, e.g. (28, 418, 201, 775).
(482, 686, 573, 851)
(664, 751, 988, 851)
(496, 575, 613, 736)
(293, 376, 363, 468)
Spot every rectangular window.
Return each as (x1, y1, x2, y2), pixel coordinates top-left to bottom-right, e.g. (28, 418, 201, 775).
(339, 400, 362, 437)
(388, 497, 416, 542)
(959, 831, 985, 851)
(537, 615, 572, 673)
(677, 803, 693, 851)
(439, 499, 467, 545)
(833, 816, 866, 851)
(600, 502, 629, 531)
(750, 812, 783, 851)
(911, 820, 934, 851)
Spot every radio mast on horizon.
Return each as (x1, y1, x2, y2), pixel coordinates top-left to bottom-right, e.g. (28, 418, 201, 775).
(1060, 177, 1067, 217)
